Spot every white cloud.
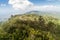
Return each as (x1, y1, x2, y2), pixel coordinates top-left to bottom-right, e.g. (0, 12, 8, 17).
(8, 0, 33, 10)
(8, 0, 41, 12)
(39, 5, 60, 12)
(26, 5, 60, 12)
(8, 0, 60, 12)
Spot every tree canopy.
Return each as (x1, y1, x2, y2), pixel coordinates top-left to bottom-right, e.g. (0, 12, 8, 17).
(0, 14, 60, 40)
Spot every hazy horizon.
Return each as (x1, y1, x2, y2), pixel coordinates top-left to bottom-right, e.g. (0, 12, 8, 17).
(0, 0, 60, 21)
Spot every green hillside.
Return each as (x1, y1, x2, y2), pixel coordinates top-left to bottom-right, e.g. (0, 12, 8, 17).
(0, 14, 60, 40)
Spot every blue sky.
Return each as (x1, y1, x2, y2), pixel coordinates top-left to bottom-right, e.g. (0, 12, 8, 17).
(0, 0, 60, 10)
(0, 0, 40, 6)
(0, 0, 8, 4)
(0, 0, 60, 9)
(0, 0, 60, 5)
(0, 0, 40, 14)
(0, 0, 60, 15)
(0, 0, 60, 21)
(0, 0, 60, 14)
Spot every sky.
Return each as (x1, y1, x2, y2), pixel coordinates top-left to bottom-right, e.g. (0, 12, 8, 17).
(0, 0, 60, 21)
(0, 0, 60, 18)
(0, 0, 60, 14)
(0, 0, 40, 14)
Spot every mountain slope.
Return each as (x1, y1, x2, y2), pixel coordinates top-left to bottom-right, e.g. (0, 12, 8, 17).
(25, 11, 60, 19)
(0, 14, 60, 40)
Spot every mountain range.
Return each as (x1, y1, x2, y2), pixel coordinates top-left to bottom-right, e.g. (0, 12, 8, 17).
(0, 11, 60, 21)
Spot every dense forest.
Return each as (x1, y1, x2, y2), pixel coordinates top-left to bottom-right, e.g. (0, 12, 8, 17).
(0, 14, 60, 40)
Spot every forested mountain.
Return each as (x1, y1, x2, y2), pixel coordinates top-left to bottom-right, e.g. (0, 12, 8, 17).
(0, 11, 60, 22)
(0, 14, 60, 40)
(26, 11, 60, 19)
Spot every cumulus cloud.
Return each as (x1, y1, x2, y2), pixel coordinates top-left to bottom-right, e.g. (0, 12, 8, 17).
(8, 0, 60, 12)
(39, 5, 60, 12)
(8, 0, 42, 12)
(27, 5, 60, 12)
(8, 0, 33, 10)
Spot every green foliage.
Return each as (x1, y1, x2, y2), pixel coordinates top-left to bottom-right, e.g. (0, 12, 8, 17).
(0, 14, 60, 40)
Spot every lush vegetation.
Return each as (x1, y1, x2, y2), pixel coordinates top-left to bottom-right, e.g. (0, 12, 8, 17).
(0, 14, 60, 40)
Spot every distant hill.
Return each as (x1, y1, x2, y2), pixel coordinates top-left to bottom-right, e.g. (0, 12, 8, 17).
(0, 14, 60, 40)
(25, 11, 60, 19)
(0, 11, 60, 22)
